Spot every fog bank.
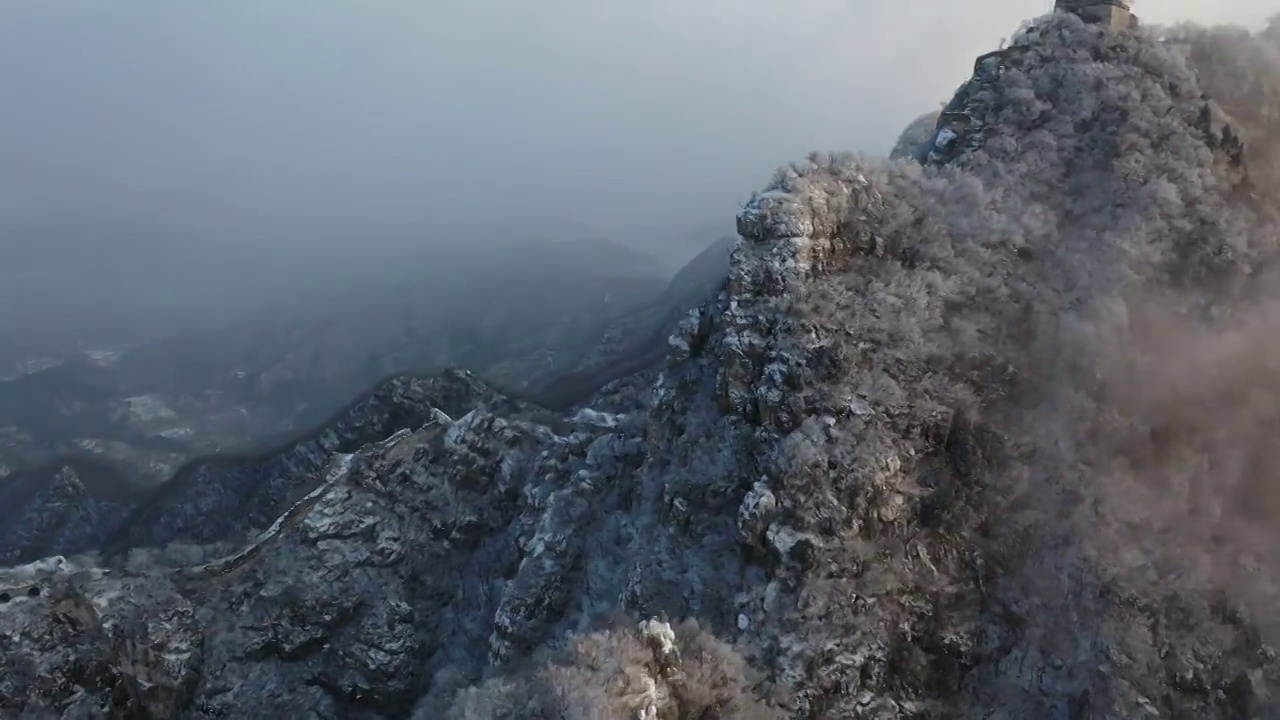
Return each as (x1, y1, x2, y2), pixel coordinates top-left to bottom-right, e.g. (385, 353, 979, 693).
(0, 1, 1272, 352)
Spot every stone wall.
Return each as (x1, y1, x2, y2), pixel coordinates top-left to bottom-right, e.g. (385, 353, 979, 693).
(1055, 0, 1137, 29)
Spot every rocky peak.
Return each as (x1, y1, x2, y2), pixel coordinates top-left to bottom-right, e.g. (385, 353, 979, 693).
(0, 463, 133, 568)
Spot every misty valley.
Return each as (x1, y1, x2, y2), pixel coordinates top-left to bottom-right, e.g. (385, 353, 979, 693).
(0, 231, 732, 563)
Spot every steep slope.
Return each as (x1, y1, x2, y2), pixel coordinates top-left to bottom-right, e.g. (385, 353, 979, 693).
(0, 239, 727, 564)
(4, 12, 1280, 720)
(527, 235, 734, 408)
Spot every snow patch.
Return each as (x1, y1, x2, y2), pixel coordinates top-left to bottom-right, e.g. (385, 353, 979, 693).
(123, 395, 177, 421)
(444, 409, 479, 447)
(570, 408, 625, 428)
(324, 452, 356, 483)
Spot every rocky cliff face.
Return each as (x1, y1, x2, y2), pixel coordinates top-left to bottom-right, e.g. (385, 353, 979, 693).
(4, 12, 1280, 720)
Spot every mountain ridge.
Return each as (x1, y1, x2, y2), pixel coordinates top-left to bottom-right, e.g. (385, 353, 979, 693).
(1, 10, 1279, 719)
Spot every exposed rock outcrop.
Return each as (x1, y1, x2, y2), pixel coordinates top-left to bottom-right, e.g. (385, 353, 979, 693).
(0, 462, 133, 567)
(101, 370, 521, 554)
(1, 370, 660, 718)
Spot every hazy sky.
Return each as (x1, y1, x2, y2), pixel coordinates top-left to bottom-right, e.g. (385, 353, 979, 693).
(0, 0, 1273, 252)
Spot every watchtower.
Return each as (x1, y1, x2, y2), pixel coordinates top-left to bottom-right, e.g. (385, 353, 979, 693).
(1055, 0, 1138, 29)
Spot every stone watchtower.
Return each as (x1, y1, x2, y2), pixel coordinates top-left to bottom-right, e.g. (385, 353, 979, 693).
(1055, 0, 1138, 29)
